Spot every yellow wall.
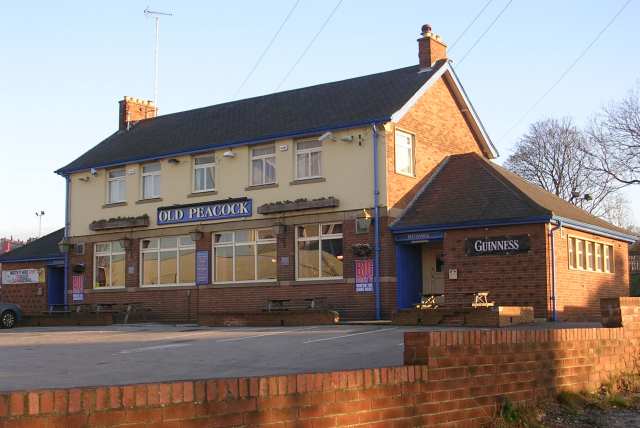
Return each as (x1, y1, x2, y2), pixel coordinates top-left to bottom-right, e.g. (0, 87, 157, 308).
(69, 127, 387, 237)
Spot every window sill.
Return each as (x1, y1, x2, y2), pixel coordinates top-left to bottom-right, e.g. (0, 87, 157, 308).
(102, 202, 127, 208)
(139, 284, 196, 290)
(136, 197, 163, 205)
(89, 286, 127, 292)
(188, 190, 218, 198)
(282, 278, 346, 286)
(202, 281, 279, 289)
(290, 177, 326, 185)
(395, 171, 416, 179)
(245, 183, 279, 191)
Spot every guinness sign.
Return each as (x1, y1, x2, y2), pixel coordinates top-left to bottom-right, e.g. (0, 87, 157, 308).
(465, 235, 530, 256)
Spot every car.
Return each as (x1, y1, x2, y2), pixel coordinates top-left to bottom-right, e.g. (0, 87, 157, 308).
(0, 303, 22, 328)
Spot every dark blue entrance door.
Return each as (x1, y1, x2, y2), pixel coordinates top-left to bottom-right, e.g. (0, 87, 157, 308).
(47, 266, 65, 306)
(395, 244, 422, 309)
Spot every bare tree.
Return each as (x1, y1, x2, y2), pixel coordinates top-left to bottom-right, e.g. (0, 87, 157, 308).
(505, 117, 625, 222)
(587, 86, 640, 185)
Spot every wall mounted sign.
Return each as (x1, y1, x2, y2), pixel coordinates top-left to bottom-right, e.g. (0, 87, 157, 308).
(395, 231, 444, 244)
(72, 274, 84, 302)
(465, 235, 531, 256)
(196, 250, 210, 286)
(1, 268, 44, 285)
(355, 259, 374, 293)
(157, 198, 252, 225)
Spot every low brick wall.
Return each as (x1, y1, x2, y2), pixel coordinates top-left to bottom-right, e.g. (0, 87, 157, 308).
(3, 297, 640, 427)
(19, 312, 114, 327)
(198, 310, 340, 327)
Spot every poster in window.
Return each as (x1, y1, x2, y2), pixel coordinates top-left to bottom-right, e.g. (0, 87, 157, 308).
(355, 259, 373, 293)
(196, 250, 209, 286)
(72, 275, 84, 302)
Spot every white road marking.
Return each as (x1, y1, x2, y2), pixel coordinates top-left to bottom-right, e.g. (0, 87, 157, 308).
(216, 326, 321, 343)
(118, 343, 191, 354)
(303, 327, 398, 344)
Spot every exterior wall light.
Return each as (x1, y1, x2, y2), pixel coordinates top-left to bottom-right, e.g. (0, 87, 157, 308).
(168, 158, 180, 164)
(58, 239, 73, 253)
(189, 230, 204, 241)
(223, 150, 236, 158)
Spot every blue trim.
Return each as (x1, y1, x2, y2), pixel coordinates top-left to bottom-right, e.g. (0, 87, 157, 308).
(551, 216, 637, 243)
(64, 176, 70, 305)
(56, 116, 391, 176)
(0, 256, 64, 263)
(395, 231, 444, 243)
(390, 216, 553, 234)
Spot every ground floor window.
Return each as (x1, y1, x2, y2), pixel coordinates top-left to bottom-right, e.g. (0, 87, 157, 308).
(213, 229, 277, 283)
(296, 223, 343, 280)
(568, 236, 614, 273)
(140, 236, 196, 286)
(94, 241, 126, 288)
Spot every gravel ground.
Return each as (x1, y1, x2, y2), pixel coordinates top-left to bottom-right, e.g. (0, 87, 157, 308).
(541, 402, 640, 428)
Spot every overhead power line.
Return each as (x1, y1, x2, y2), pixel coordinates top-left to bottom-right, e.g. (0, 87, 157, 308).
(234, 0, 301, 98)
(275, 0, 344, 91)
(449, 0, 495, 52)
(457, 0, 513, 66)
(498, 0, 632, 144)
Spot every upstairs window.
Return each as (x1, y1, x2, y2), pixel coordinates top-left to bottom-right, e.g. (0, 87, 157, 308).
(94, 241, 126, 288)
(395, 130, 415, 176)
(296, 140, 322, 180)
(107, 169, 126, 203)
(193, 155, 215, 192)
(251, 145, 276, 186)
(141, 162, 161, 199)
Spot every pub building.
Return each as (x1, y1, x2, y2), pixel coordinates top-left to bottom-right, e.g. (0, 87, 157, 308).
(45, 25, 633, 323)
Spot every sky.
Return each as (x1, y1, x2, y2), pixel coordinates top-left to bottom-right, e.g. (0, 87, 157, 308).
(1, 0, 639, 240)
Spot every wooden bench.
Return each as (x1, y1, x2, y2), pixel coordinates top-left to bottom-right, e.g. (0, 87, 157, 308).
(471, 292, 495, 308)
(415, 293, 444, 310)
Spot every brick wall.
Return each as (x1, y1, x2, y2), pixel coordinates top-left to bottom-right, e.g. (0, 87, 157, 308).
(0, 261, 48, 315)
(551, 225, 629, 322)
(442, 224, 550, 319)
(3, 297, 640, 427)
(386, 77, 485, 212)
(68, 217, 399, 321)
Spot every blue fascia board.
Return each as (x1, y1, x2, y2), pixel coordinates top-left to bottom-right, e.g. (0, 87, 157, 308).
(56, 117, 391, 176)
(551, 216, 637, 243)
(0, 255, 65, 264)
(390, 215, 553, 234)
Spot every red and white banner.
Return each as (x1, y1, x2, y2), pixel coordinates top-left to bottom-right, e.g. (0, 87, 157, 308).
(354, 259, 373, 293)
(72, 275, 84, 302)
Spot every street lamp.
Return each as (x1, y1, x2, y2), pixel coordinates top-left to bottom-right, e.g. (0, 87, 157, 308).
(35, 210, 45, 238)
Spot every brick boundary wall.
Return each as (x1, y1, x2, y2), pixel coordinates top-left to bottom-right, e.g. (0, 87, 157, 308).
(2, 297, 640, 427)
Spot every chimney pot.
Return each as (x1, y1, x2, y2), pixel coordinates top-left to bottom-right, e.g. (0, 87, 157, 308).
(118, 96, 157, 131)
(418, 24, 447, 70)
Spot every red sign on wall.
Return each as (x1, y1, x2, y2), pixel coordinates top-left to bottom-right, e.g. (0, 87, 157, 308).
(72, 275, 84, 302)
(355, 259, 373, 293)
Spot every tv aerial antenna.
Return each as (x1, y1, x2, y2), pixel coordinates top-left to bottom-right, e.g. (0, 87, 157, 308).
(144, 7, 173, 108)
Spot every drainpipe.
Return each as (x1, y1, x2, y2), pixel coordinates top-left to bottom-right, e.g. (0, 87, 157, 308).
(548, 220, 562, 321)
(372, 123, 381, 320)
(64, 175, 71, 306)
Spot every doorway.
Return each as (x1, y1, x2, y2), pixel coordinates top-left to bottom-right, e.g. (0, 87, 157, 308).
(47, 266, 65, 306)
(421, 245, 444, 297)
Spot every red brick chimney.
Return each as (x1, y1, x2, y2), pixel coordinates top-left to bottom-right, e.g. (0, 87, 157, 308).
(418, 24, 447, 70)
(119, 96, 157, 131)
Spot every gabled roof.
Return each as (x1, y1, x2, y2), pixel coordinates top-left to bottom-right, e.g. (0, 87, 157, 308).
(0, 228, 64, 263)
(56, 60, 495, 175)
(392, 153, 635, 242)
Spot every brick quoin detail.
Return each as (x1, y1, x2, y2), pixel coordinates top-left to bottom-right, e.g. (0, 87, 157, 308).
(3, 297, 640, 427)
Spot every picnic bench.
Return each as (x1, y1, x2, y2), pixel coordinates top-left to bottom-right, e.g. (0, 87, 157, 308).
(415, 293, 444, 310)
(266, 297, 327, 312)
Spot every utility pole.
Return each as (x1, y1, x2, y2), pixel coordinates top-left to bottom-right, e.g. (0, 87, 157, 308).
(144, 7, 173, 108)
(35, 210, 45, 238)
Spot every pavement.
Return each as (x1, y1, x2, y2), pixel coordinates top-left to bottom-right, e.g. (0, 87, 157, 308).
(0, 322, 600, 392)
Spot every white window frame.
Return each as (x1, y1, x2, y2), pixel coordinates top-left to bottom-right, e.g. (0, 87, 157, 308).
(394, 129, 415, 177)
(107, 169, 126, 204)
(568, 236, 614, 274)
(295, 140, 322, 180)
(140, 236, 196, 287)
(295, 223, 344, 281)
(193, 154, 216, 193)
(212, 229, 277, 284)
(250, 145, 277, 186)
(141, 162, 161, 199)
(93, 241, 126, 289)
